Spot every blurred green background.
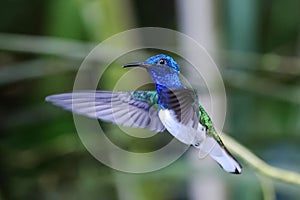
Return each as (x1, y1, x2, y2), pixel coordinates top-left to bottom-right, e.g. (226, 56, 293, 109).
(0, 0, 300, 199)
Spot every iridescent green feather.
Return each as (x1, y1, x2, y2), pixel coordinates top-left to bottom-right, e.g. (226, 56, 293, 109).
(199, 105, 225, 147)
(131, 91, 158, 105)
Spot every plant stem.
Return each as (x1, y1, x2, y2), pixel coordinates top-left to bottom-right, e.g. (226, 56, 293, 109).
(221, 133, 300, 186)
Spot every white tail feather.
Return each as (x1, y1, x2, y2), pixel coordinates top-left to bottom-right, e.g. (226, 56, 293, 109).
(199, 137, 242, 174)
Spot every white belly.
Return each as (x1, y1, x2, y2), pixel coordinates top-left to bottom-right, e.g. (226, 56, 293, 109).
(158, 109, 206, 146)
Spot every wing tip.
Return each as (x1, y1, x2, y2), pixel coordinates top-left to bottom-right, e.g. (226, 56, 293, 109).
(45, 94, 66, 103)
(45, 95, 52, 102)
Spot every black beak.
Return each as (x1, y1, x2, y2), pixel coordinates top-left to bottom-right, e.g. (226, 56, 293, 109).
(122, 62, 148, 68)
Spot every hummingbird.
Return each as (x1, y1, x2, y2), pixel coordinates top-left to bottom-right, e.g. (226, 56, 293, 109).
(46, 54, 242, 174)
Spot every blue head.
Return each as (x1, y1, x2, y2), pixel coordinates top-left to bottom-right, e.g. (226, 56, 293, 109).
(144, 54, 180, 73)
(123, 54, 183, 89)
(123, 54, 180, 73)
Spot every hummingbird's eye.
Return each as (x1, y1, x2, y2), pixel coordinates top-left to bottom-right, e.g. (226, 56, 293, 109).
(158, 59, 166, 65)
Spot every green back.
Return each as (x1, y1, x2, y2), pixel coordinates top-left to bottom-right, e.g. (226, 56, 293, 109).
(199, 105, 224, 147)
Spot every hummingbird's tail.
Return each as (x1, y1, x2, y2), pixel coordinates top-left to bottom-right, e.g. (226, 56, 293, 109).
(198, 137, 242, 174)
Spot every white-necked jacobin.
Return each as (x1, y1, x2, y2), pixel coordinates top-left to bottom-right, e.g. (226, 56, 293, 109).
(46, 54, 242, 174)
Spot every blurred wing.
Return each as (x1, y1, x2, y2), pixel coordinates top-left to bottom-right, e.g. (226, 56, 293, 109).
(46, 91, 165, 132)
(159, 88, 199, 128)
